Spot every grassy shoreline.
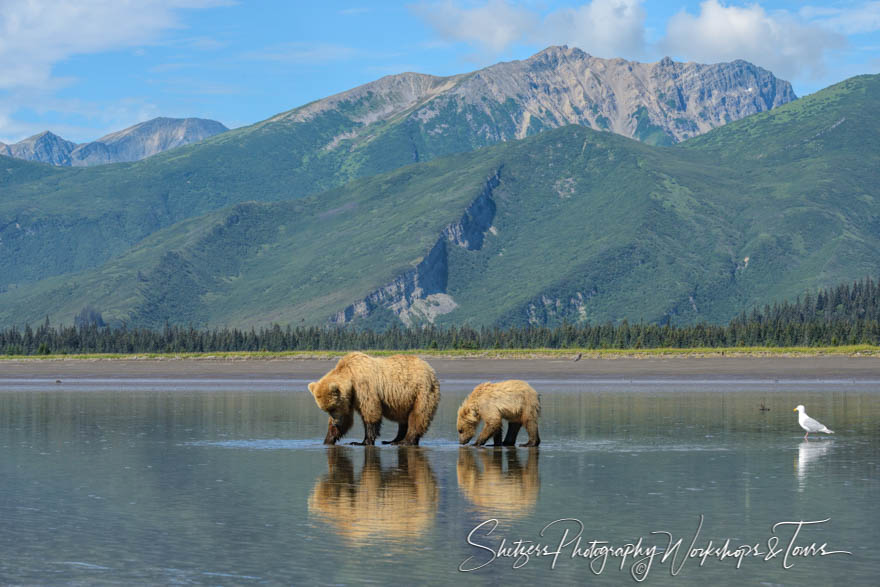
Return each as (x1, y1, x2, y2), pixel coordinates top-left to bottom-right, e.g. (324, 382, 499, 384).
(1, 345, 879, 361)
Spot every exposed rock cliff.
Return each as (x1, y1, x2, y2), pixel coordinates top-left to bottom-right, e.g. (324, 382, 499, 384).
(330, 169, 501, 326)
(451, 47, 796, 143)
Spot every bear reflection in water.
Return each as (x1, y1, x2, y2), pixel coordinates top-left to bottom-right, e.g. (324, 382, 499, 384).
(457, 448, 540, 518)
(308, 446, 438, 545)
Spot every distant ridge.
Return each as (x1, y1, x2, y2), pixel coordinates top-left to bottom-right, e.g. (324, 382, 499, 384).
(0, 131, 77, 166)
(0, 117, 228, 166)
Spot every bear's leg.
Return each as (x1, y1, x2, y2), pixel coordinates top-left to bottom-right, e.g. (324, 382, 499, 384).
(349, 418, 381, 446)
(401, 386, 440, 446)
(474, 415, 502, 447)
(520, 418, 540, 447)
(502, 422, 522, 446)
(492, 426, 503, 447)
(382, 422, 408, 445)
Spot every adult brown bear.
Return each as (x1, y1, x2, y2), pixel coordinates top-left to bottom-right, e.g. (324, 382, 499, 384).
(308, 352, 440, 445)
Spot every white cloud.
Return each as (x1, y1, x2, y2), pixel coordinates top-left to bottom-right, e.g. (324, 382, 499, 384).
(0, 1, 226, 91)
(411, 0, 536, 53)
(0, 0, 226, 141)
(661, 0, 845, 81)
(801, 2, 880, 35)
(412, 0, 645, 57)
(538, 1, 645, 58)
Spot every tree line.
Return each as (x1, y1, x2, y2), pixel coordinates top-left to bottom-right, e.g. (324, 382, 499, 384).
(3, 278, 880, 355)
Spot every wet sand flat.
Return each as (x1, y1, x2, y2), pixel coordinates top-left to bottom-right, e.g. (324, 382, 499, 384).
(1, 355, 880, 382)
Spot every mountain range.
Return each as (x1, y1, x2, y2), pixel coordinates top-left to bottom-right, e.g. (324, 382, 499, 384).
(271, 45, 795, 147)
(0, 118, 228, 167)
(0, 48, 794, 290)
(1, 48, 876, 330)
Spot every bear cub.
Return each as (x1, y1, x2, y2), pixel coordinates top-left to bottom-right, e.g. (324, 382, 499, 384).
(457, 380, 541, 447)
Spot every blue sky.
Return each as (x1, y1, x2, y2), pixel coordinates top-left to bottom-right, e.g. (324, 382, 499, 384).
(1, 0, 878, 143)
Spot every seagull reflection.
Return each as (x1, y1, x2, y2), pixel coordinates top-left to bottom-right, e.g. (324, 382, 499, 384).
(795, 440, 831, 492)
(457, 448, 540, 518)
(308, 447, 438, 546)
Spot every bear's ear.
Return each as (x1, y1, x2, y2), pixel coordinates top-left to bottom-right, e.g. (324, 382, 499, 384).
(308, 382, 316, 395)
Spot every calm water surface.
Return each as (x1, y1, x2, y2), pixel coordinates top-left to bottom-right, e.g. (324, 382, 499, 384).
(0, 378, 878, 585)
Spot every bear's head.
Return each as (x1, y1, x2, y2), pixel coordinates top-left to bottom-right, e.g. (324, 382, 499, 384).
(456, 402, 479, 444)
(308, 378, 354, 426)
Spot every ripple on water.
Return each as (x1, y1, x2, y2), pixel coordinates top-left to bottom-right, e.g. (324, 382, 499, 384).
(202, 571, 262, 580)
(523, 439, 732, 453)
(184, 438, 326, 450)
(54, 562, 111, 570)
(185, 437, 472, 451)
(183, 437, 733, 454)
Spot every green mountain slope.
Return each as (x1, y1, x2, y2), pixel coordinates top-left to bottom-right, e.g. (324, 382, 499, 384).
(0, 125, 722, 328)
(0, 151, 503, 327)
(1, 74, 877, 329)
(0, 154, 62, 187)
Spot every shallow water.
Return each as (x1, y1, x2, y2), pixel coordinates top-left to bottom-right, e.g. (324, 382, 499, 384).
(0, 379, 878, 585)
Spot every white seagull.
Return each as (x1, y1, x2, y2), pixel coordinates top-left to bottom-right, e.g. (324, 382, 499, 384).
(793, 405, 834, 440)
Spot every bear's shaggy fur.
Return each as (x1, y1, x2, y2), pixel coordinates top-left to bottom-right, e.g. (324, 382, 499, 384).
(308, 352, 440, 446)
(457, 380, 541, 446)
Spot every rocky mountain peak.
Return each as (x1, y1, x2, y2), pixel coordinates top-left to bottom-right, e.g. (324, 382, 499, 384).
(18, 131, 74, 150)
(0, 130, 77, 165)
(450, 49, 796, 144)
(526, 45, 589, 67)
(278, 46, 796, 149)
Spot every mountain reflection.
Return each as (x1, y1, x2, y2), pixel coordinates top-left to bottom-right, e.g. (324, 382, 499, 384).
(457, 448, 540, 518)
(308, 447, 438, 546)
